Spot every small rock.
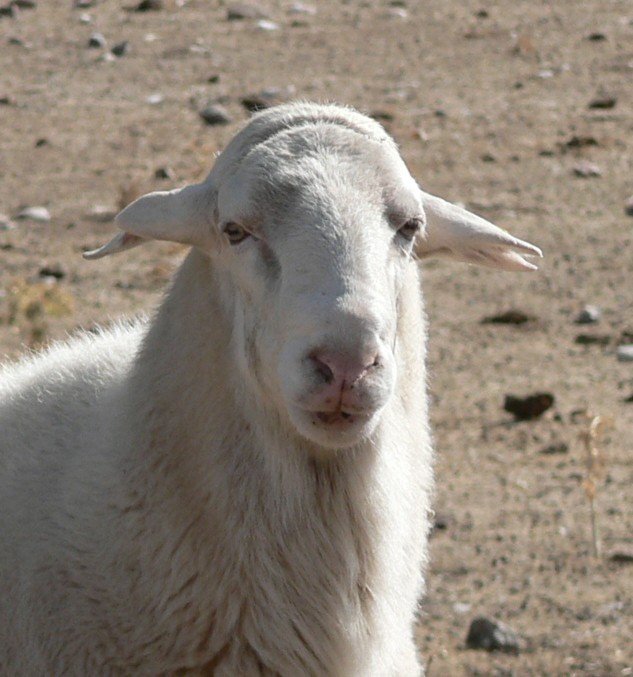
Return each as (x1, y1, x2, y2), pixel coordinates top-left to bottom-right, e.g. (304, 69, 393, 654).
(572, 161, 602, 178)
(111, 41, 129, 57)
(586, 32, 606, 41)
(609, 551, 633, 564)
(625, 393, 633, 403)
(207, 73, 220, 84)
(15, 206, 51, 222)
(88, 32, 106, 48)
(241, 89, 286, 112)
(86, 205, 116, 222)
(199, 103, 232, 125)
(616, 345, 633, 362)
(146, 92, 164, 105)
(574, 334, 610, 346)
(227, 3, 268, 20)
(539, 442, 569, 455)
(588, 95, 617, 109)
(466, 616, 521, 654)
(75, 0, 94, 7)
(0, 214, 16, 231)
(78, 12, 91, 23)
(624, 195, 633, 216)
(256, 19, 279, 30)
(14, 0, 37, 7)
(575, 304, 601, 324)
(385, 7, 407, 18)
(0, 95, 14, 105)
(504, 392, 554, 420)
(562, 135, 598, 150)
(0, 4, 18, 17)
(154, 166, 173, 180)
(38, 265, 66, 280)
(288, 2, 315, 14)
(482, 310, 534, 325)
(135, 0, 163, 10)
(34, 137, 48, 147)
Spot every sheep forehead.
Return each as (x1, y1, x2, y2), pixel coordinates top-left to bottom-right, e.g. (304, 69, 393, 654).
(218, 124, 422, 235)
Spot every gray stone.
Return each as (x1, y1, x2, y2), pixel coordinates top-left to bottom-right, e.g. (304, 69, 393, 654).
(625, 195, 633, 217)
(15, 206, 51, 222)
(616, 345, 633, 362)
(572, 161, 602, 178)
(575, 305, 601, 324)
(88, 32, 106, 48)
(227, 3, 268, 20)
(199, 104, 232, 125)
(111, 41, 129, 57)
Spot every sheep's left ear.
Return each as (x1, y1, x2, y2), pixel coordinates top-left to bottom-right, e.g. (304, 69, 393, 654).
(83, 182, 216, 260)
(416, 191, 542, 272)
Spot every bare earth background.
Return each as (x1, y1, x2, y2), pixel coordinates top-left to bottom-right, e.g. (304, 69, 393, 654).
(1, 0, 632, 674)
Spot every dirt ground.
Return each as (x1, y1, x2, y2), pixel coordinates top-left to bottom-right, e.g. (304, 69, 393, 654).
(1, 0, 632, 674)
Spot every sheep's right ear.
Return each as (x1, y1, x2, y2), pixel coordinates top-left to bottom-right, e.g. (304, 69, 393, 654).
(83, 182, 216, 260)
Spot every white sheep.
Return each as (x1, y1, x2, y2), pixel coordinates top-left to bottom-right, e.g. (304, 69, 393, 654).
(0, 102, 541, 675)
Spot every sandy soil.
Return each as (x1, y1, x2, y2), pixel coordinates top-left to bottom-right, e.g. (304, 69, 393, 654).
(1, 0, 632, 674)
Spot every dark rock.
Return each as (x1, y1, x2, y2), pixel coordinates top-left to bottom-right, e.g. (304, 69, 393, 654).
(14, 0, 36, 7)
(575, 304, 601, 324)
(625, 393, 633, 403)
(38, 265, 66, 280)
(0, 95, 14, 105)
(574, 334, 610, 346)
(539, 442, 569, 455)
(227, 3, 268, 20)
(207, 73, 220, 84)
(466, 616, 521, 654)
(34, 137, 48, 147)
(199, 104, 232, 125)
(586, 32, 606, 41)
(154, 166, 174, 180)
(111, 40, 129, 57)
(482, 310, 534, 325)
(241, 92, 282, 113)
(609, 551, 633, 564)
(75, 0, 95, 7)
(134, 0, 162, 11)
(475, 9, 489, 18)
(504, 393, 554, 421)
(0, 4, 18, 17)
(562, 135, 598, 150)
(625, 195, 633, 216)
(88, 32, 106, 48)
(588, 95, 617, 109)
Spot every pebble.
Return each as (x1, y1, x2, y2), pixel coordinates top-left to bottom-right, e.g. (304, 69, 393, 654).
(14, 0, 37, 7)
(616, 345, 633, 362)
(588, 95, 617, 109)
(0, 4, 18, 17)
(575, 304, 601, 324)
(199, 103, 232, 125)
(15, 206, 51, 222)
(38, 265, 66, 280)
(86, 205, 116, 222)
(111, 41, 130, 57)
(146, 92, 164, 105)
(539, 442, 569, 455)
(482, 310, 534, 325)
(572, 161, 602, 178)
(288, 2, 315, 14)
(135, 0, 163, 10)
(504, 392, 554, 420)
(625, 195, 633, 216)
(79, 12, 91, 23)
(74, 0, 94, 6)
(575, 334, 610, 346)
(256, 19, 279, 30)
(154, 166, 174, 180)
(0, 214, 16, 231)
(466, 616, 521, 654)
(227, 3, 268, 20)
(587, 31, 607, 41)
(88, 32, 107, 48)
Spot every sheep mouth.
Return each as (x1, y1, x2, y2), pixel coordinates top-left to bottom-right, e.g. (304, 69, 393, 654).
(315, 410, 361, 425)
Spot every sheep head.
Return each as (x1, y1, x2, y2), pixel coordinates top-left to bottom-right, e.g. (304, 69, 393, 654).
(85, 103, 541, 450)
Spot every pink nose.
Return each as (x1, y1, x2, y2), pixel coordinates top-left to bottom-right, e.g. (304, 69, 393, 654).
(309, 348, 380, 390)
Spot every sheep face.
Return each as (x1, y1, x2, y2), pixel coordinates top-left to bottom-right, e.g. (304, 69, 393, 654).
(214, 125, 424, 449)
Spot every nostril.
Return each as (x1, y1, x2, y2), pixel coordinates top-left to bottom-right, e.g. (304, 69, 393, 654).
(309, 352, 335, 384)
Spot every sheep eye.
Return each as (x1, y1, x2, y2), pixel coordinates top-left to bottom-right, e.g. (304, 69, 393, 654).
(397, 218, 422, 242)
(223, 222, 250, 245)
